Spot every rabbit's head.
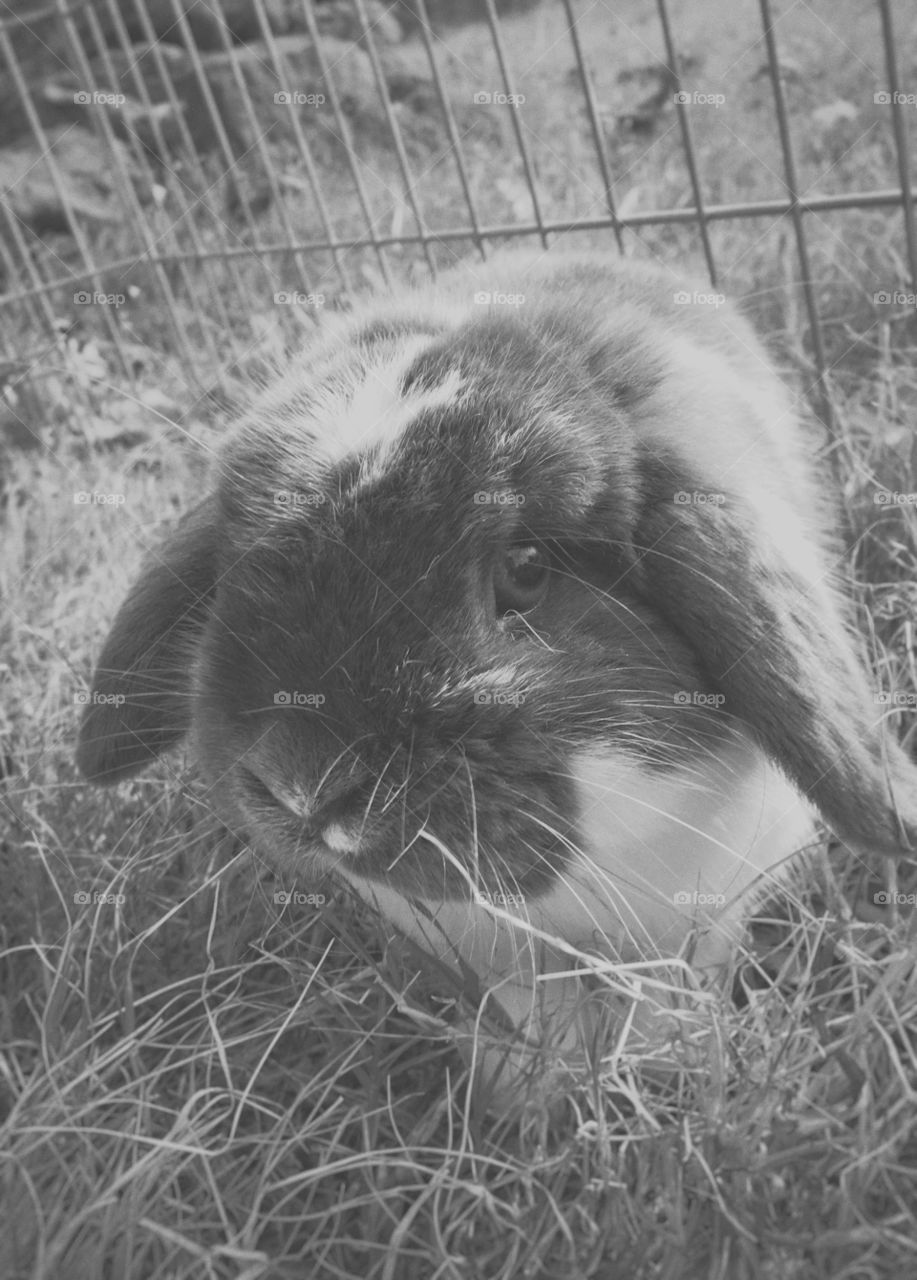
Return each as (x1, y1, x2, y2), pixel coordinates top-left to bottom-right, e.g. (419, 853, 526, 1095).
(77, 252, 917, 984)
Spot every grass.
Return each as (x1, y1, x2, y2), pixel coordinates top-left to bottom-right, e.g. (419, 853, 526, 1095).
(2, 1, 917, 1276)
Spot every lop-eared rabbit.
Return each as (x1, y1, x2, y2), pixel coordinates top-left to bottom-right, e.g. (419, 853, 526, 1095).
(78, 251, 917, 1099)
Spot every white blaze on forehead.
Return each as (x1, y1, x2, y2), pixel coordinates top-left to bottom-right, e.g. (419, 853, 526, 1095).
(313, 336, 466, 476)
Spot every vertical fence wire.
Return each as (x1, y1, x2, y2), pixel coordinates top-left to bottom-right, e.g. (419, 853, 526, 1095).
(164, 0, 261, 237)
(656, 0, 717, 287)
(207, 0, 325, 302)
(352, 0, 437, 274)
(0, 200, 59, 338)
(0, 15, 126, 364)
(296, 0, 394, 286)
(413, 0, 487, 262)
(560, 0, 624, 254)
(98, 0, 232, 376)
(758, 0, 833, 434)
(251, 0, 353, 296)
(877, 0, 917, 294)
(481, 0, 549, 248)
(71, 0, 201, 383)
(124, 0, 258, 364)
(0, 2, 77, 360)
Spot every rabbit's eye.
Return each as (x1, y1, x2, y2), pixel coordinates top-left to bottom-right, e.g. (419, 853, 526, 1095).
(493, 545, 550, 615)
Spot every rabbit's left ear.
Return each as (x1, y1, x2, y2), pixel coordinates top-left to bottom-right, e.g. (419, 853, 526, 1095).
(632, 461, 917, 857)
(76, 498, 221, 783)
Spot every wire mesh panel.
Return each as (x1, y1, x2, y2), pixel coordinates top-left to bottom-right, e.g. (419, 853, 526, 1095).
(0, 0, 915, 424)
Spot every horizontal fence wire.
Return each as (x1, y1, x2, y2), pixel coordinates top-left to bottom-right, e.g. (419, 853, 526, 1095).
(5, 190, 917, 292)
(0, 0, 915, 418)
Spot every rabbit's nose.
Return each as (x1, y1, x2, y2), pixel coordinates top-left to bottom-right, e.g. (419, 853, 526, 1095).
(241, 764, 368, 823)
(243, 768, 370, 855)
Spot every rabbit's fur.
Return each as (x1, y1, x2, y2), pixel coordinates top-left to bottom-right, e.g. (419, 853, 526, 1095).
(78, 250, 917, 1088)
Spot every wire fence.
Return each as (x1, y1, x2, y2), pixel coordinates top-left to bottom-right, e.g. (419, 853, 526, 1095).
(1, 0, 915, 427)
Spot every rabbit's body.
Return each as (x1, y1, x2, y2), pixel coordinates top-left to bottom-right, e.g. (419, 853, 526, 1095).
(78, 250, 917, 1086)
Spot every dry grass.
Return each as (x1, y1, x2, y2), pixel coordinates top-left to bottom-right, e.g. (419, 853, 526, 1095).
(2, 1, 917, 1277)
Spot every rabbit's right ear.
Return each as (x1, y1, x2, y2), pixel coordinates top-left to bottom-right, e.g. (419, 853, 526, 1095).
(76, 498, 221, 784)
(631, 457, 917, 858)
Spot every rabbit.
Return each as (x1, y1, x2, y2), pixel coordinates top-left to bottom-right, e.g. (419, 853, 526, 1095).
(76, 248, 917, 1100)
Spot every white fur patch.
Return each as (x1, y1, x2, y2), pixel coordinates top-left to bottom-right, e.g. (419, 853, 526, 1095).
(312, 338, 466, 483)
(339, 731, 818, 1032)
(321, 821, 362, 854)
(550, 734, 817, 969)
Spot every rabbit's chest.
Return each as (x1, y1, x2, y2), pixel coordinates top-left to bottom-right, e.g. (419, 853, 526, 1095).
(549, 732, 817, 966)
(342, 729, 818, 1020)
